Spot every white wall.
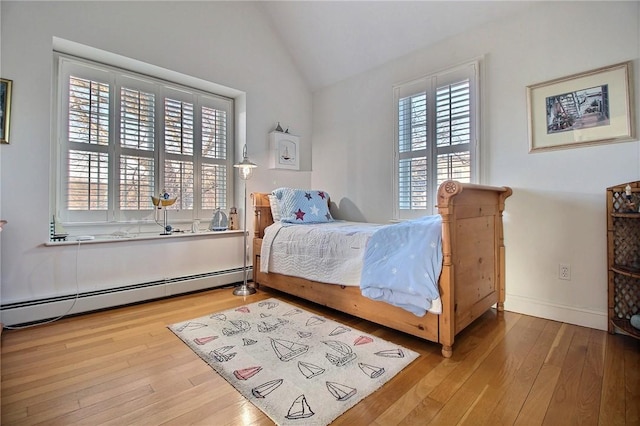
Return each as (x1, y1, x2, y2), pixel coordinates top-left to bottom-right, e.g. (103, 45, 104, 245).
(3, 1, 639, 330)
(312, 1, 640, 330)
(0, 1, 313, 323)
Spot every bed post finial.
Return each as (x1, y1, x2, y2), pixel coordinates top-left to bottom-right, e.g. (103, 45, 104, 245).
(443, 181, 458, 193)
(437, 180, 464, 209)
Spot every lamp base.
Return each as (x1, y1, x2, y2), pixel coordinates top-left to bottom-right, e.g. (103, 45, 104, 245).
(233, 284, 257, 296)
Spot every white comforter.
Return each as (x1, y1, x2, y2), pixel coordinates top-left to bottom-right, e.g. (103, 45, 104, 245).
(260, 221, 384, 286)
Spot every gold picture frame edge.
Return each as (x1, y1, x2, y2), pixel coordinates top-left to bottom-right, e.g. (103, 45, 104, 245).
(1, 78, 13, 145)
(527, 61, 635, 153)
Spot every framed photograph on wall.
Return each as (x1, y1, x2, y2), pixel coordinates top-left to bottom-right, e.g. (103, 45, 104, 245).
(527, 61, 635, 152)
(0, 78, 12, 144)
(269, 131, 300, 170)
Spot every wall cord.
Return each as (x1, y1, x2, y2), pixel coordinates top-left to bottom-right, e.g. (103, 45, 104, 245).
(4, 240, 83, 330)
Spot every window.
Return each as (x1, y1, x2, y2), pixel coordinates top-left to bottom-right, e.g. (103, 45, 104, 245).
(54, 54, 233, 229)
(393, 60, 479, 219)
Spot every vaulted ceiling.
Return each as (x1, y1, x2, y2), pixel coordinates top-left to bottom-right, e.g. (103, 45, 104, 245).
(259, 1, 536, 91)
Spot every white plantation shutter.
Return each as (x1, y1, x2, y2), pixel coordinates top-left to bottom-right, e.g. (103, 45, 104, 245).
(66, 76, 110, 210)
(68, 77, 110, 147)
(55, 54, 233, 226)
(119, 86, 155, 210)
(398, 90, 428, 210)
(67, 150, 109, 210)
(64, 70, 112, 222)
(164, 98, 194, 156)
(164, 159, 194, 210)
(201, 164, 227, 210)
(120, 87, 155, 151)
(394, 60, 479, 219)
(120, 155, 154, 210)
(201, 104, 228, 210)
(164, 97, 195, 210)
(202, 106, 227, 160)
(435, 80, 471, 184)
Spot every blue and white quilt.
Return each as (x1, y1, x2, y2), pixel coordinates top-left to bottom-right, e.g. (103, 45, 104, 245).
(260, 216, 443, 316)
(360, 215, 443, 316)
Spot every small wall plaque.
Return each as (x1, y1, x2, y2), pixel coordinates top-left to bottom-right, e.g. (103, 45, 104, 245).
(269, 131, 300, 170)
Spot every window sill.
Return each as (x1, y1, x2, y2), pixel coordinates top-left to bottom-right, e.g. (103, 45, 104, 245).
(44, 229, 245, 246)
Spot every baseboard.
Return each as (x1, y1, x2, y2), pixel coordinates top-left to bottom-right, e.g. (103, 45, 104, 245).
(1, 268, 250, 327)
(504, 293, 607, 331)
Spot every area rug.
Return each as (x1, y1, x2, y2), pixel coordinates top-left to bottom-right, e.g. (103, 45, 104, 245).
(169, 298, 419, 425)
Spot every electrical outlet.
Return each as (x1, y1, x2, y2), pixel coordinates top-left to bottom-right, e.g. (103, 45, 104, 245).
(559, 263, 571, 281)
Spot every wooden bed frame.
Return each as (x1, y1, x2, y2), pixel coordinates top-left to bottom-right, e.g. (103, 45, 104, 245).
(252, 181, 512, 357)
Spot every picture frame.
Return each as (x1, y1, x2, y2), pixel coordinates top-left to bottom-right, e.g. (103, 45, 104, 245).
(269, 131, 300, 170)
(527, 61, 635, 152)
(0, 78, 12, 144)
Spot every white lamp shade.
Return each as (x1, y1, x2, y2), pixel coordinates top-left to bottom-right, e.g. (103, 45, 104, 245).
(235, 161, 257, 180)
(234, 145, 257, 180)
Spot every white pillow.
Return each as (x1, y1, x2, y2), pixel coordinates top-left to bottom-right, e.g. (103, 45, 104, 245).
(268, 194, 282, 221)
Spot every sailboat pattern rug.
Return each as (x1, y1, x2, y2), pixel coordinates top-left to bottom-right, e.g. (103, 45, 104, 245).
(169, 298, 419, 425)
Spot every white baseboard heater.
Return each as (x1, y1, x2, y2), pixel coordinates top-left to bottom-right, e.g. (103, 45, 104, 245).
(1, 268, 250, 327)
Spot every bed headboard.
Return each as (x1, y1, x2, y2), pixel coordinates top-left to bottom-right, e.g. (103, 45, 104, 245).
(251, 193, 274, 239)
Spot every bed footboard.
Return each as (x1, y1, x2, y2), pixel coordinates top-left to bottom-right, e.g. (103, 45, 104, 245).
(436, 181, 512, 352)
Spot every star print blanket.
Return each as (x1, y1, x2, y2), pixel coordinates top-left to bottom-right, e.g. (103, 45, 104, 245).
(260, 217, 443, 316)
(360, 215, 443, 316)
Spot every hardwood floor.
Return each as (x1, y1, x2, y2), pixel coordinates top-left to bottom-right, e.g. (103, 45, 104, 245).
(1, 286, 638, 425)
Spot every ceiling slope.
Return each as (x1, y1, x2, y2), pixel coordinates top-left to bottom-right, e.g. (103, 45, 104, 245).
(260, 1, 537, 91)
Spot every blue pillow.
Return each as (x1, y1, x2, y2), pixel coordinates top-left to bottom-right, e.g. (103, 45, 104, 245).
(272, 188, 334, 224)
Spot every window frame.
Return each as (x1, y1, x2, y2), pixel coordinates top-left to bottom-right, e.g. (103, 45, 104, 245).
(392, 60, 481, 220)
(53, 53, 234, 233)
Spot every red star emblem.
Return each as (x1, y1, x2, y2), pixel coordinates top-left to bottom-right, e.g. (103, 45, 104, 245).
(317, 191, 326, 199)
(295, 209, 306, 220)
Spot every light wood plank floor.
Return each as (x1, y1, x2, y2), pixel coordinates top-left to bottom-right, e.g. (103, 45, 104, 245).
(1, 286, 639, 425)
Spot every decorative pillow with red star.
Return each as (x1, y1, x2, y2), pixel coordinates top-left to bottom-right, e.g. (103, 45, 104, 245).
(272, 188, 334, 224)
